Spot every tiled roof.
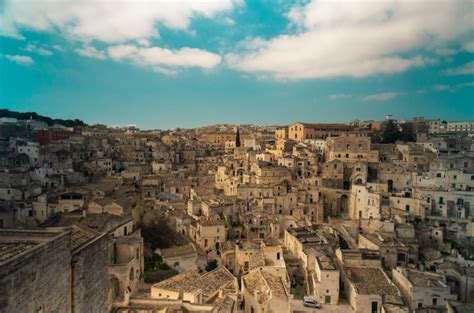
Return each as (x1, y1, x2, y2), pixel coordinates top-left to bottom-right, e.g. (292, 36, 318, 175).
(0, 242, 37, 262)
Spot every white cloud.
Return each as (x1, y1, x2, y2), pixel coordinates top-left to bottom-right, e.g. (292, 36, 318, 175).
(458, 81, 474, 88)
(328, 93, 352, 100)
(22, 43, 53, 56)
(463, 41, 474, 53)
(431, 82, 474, 92)
(221, 17, 235, 25)
(74, 45, 106, 60)
(108, 44, 222, 75)
(4, 54, 34, 65)
(433, 84, 450, 92)
(227, 0, 473, 80)
(0, 0, 241, 43)
(435, 48, 457, 56)
(52, 45, 65, 52)
(362, 92, 399, 101)
(444, 61, 474, 75)
(137, 39, 151, 47)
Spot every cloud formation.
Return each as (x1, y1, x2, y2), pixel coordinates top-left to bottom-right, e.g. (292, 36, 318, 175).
(107, 45, 222, 75)
(0, 0, 237, 74)
(4, 54, 34, 65)
(227, 0, 473, 80)
(362, 92, 399, 101)
(328, 94, 352, 100)
(22, 43, 53, 56)
(0, 0, 241, 43)
(444, 61, 474, 76)
(74, 45, 106, 60)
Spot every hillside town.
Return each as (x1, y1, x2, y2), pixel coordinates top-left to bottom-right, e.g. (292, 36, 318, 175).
(1, 115, 473, 313)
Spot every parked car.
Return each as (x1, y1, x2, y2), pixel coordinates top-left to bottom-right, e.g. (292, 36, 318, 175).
(303, 296, 321, 308)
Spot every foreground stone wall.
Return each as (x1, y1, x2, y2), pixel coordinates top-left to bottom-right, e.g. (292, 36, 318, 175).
(0, 232, 72, 313)
(71, 234, 109, 313)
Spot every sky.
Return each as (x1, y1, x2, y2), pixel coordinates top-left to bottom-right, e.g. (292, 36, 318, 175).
(0, 0, 473, 129)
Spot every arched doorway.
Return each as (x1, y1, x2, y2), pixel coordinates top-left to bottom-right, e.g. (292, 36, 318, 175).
(343, 181, 350, 190)
(341, 195, 349, 214)
(388, 180, 393, 193)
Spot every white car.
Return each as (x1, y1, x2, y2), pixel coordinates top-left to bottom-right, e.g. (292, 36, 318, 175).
(303, 296, 321, 309)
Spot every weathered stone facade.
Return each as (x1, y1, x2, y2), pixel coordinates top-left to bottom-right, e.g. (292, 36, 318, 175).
(0, 230, 72, 313)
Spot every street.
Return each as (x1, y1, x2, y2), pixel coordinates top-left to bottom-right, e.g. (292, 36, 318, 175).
(291, 299, 352, 313)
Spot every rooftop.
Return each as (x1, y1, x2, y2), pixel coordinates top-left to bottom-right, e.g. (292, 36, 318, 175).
(242, 270, 289, 303)
(159, 243, 196, 259)
(153, 267, 235, 298)
(0, 229, 67, 266)
(0, 242, 38, 263)
(406, 269, 446, 288)
(345, 267, 400, 296)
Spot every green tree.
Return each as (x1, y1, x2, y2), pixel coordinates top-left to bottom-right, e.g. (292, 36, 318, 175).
(205, 259, 218, 272)
(235, 128, 241, 147)
(381, 120, 401, 143)
(400, 123, 416, 142)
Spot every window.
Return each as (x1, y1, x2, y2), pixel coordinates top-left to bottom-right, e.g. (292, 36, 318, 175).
(432, 298, 438, 306)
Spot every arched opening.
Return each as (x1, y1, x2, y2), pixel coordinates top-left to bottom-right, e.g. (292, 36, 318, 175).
(388, 180, 393, 193)
(341, 195, 349, 214)
(343, 181, 350, 190)
(111, 277, 120, 299)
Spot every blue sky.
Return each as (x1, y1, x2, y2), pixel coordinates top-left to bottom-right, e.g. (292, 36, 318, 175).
(0, 0, 473, 129)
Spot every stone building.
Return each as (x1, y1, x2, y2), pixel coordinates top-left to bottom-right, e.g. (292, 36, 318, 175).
(288, 122, 353, 141)
(0, 229, 72, 313)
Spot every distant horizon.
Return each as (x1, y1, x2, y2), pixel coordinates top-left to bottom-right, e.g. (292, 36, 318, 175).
(1, 0, 473, 129)
(2, 107, 473, 131)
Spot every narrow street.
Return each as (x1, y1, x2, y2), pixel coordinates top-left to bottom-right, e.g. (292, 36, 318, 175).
(291, 299, 352, 313)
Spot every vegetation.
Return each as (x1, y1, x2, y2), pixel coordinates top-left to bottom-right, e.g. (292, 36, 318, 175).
(0, 109, 87, 127)
(139, 220, 189, 250)
(144, 251, 178, 284)
(205, 259, 218, 272)
(379, 120, 416, 143)
(235, 128, 241, 147)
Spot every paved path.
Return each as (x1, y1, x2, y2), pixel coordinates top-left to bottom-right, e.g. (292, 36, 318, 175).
(292, 299, 352, 313)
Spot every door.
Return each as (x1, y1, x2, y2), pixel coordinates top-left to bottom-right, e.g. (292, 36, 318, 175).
(325, 295, 331, 304)
(371, 301, 378, 313)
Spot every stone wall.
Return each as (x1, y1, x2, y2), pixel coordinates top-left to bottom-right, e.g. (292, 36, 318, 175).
(0, 231, 72, 313)
(71, 234, 109, 313)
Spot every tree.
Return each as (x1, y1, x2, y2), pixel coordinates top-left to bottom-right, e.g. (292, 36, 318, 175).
(400, 122, 416, 142)
(381, 120, 401, 143)
(205, 259, 218, 272)
(235, 128, 241, 147)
